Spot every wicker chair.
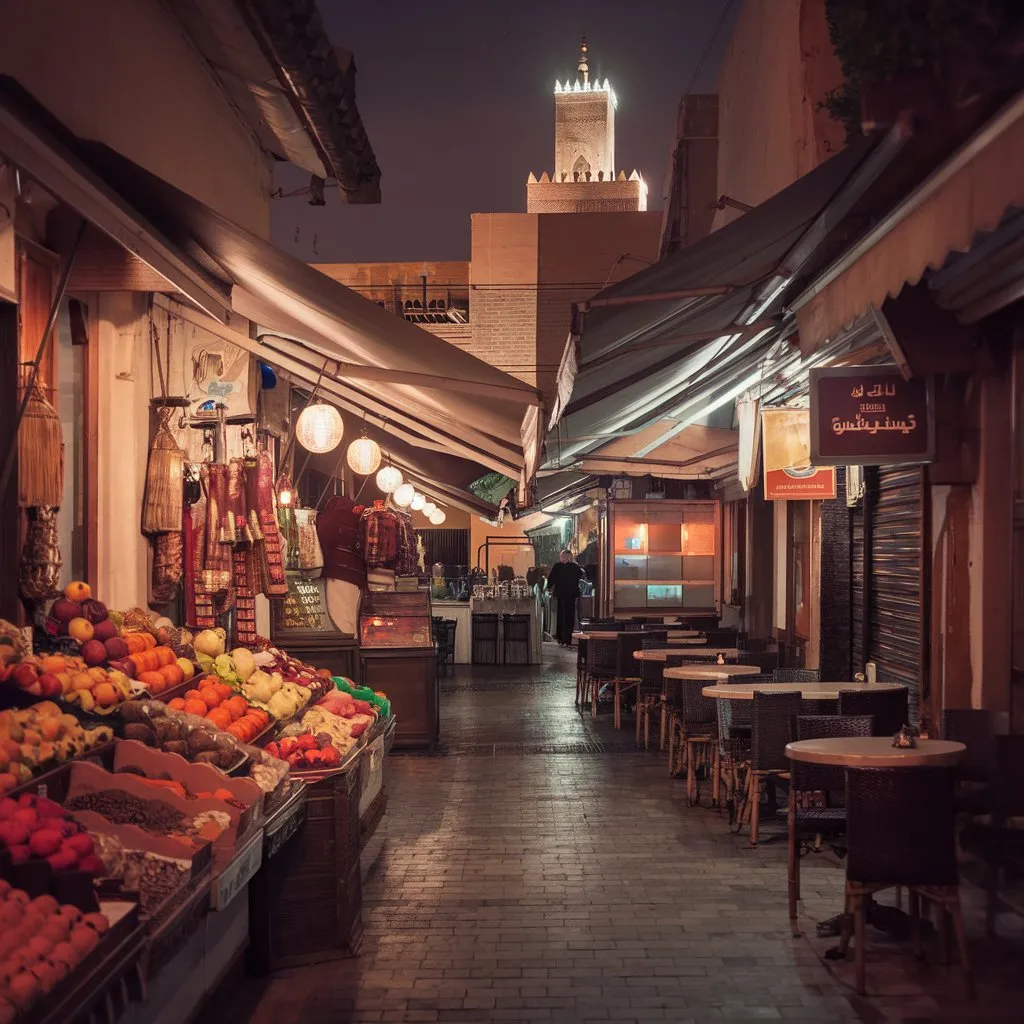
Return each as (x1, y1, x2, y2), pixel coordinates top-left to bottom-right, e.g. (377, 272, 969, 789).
(585, 637, 617, 718)
(575, 636, 588, 707)
(787, 714, 873, 931)
(671, 676, 721, 806)
(773, 668, 821, 683)
(641, 629, 669, 643)
(611, 633, 645, 729)
(838, 686, 910, 736)
(740, 690, 802, 846)
(837, 767, 973, 997)
(941, 708, 1009, 788)
(664, 656, 704, 775)
(635, 640, 670, 749)
(716, 672, 773, 825)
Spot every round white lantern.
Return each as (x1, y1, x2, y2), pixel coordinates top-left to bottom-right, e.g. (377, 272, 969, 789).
(392, 482, 415, 507)
(422, 501, 437, 517)
(375, 464, 403, 494)
(410, 492, 426, 511)
(295, 402, 344, 453)
(428, 508, 446, 526)
(346, 434, 382, 476)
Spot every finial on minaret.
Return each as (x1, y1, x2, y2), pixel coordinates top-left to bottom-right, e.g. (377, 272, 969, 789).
(577, 36, 589, 86)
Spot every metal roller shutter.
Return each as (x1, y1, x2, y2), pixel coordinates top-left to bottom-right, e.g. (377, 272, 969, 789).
(850, 495, 866, 676)
(868, 466, 924, 722)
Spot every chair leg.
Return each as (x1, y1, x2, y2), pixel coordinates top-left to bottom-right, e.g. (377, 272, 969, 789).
(643, 705, 650, 749)
(787, 785, 799, 933)
(591, 675, 598, 720)
(659, 699, 667, 751)
(635, 699, 642, 744)
(854, 894, 868, 995)
(711, 745, 720, 808)
(749, 773, 761, 846)
(837, 889, 854, 958)
(686, 740, 697, 806)
(948, 892, 975, 999)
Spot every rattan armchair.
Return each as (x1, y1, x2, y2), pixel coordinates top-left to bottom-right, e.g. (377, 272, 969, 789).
(838, 686, 910, 736)
(635, 639, 669, 749)
(836, 766, 973, 997)
(715, 673, 772, 825)
(585, 637, 617, 719)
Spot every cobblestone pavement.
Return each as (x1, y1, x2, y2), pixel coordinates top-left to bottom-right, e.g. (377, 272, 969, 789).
(235, 646, 1024, 1024)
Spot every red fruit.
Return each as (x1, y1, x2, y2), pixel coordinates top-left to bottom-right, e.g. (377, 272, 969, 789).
(64, 833, 93, 858)
(77, 856, 104, 876)
(302, 749, 321, 765)
(286, 752, 303, 768)
(8, 845, 30, 865)
(27, 829, 62, 858)
(46, 848, 78, 872)
(0, 821, 30, 847)
(296, 734, 317, 752)
(0, 799, 16, 821)
(6, 970, 39, 1011)
(50, 599, 81, 624)
(16, 795, 34, 808)
(9, 664, 38, 690)
(80, 600, 108, 625)
(11, 809, 38, 831)
(350, 722, 367, 738)
(320, 745, 341, 767)
(35, 798, 63, 820)
(264, 741, 280, 759)
(57, 820, 77, 838)
(80, 640, 107, 668)
(92, 619, 118, 643)
(103, 637, 128, 660)
(277, 737, 298, 757)
(37, 674, 63, 698)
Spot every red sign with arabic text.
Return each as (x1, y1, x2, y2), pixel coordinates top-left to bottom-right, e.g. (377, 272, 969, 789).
(809, 367, 933, 466)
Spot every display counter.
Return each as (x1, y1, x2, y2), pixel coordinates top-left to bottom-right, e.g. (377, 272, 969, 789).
(469, 594, 543, 664)
(431, 599, 471, 663)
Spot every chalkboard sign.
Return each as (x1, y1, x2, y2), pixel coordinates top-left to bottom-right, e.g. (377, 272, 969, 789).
(272, 574, 336, 636)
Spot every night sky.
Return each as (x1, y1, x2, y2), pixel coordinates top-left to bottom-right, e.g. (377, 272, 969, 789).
(271, 0, 737, 263)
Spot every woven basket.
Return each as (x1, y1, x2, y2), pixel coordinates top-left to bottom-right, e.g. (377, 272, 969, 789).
(17, 369, 64, 508)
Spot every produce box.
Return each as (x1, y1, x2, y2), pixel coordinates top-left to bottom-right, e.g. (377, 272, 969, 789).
(331, 677, 390, 718)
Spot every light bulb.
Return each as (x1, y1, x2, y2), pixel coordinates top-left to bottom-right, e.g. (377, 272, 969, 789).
(278, 489, 293, 507)
(393, 482, 415, 507)
(376, 464, 403, 494)
(410, 492, 426, 511)
(346, 435, 382, 476)
(295, 402, 344, 453)
(422, 501, 437, 517)
(428, 508, 446, 525)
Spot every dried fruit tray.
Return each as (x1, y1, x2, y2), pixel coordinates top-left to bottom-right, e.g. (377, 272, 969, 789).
(24, 899, 144, 1024)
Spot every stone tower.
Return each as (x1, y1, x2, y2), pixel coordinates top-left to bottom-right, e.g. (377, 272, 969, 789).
(527, 38, 646, 213)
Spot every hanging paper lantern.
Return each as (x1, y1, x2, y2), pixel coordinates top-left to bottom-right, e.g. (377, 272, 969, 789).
(393, 482, 415, 507)
(347, 434, 382, 476)
(422, 501, 437, 517)
(295, 402, 344, 453)
(376, 464, 403, 494)
(410, 492, 426, 511)
(428, 508, 446, 526)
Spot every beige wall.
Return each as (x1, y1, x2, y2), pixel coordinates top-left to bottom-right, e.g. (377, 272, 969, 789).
(0, 0, 273, 236)
(713, 0, 845, 229)
(470, 516, 536, 578)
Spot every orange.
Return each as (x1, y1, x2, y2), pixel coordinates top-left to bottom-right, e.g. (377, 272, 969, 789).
(155, 647, 174, 668)
(71, 672, 93, 692)
(206, 707, 232, 731)
(213, 683, 233, 701)
(92, 683, 118, 707)
(139, 671, 166, 693)
(184, 689, 203, 702)
(64, 581, 91, 603)
(39, 656, 67, 675)
(159, 665, 184, 687)
(183, 698, 208, 717)
(198, 686, 221, 708)
(167, 698, 186, 711)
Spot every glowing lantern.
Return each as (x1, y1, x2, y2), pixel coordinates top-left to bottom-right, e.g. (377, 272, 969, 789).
(346, 434, 382, 476)
(410, 492, 426, 511)
(428, 508, 446, 525)
(422, 501, 437, 517)
(376, 464, 403, 494)
(295, 402, 343, 453)
(393, 482, 415, 507)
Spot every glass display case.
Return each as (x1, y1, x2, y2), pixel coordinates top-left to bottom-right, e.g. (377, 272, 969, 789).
(608, 500, 720, 615)
(359, 590, 433, 649)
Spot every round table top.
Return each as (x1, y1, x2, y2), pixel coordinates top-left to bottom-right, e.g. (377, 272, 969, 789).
(666, 630, 703, 639)
(700, 681, 908, 700)
(573, 629, 706, 641)
(662, 663, 764, 681)
(785, 737, 965, 768)
(633, 647, 740, 662)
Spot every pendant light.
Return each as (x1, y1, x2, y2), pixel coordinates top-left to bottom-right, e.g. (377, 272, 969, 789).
(410, 492, 426, 511)
(346, 432, 382, 476)
(393, 482, 415, 507)
(428, 508, 446, 526)
(295, 401, 344, 453)
(422, 501, 437, 517)
(376, 463, 403, 494)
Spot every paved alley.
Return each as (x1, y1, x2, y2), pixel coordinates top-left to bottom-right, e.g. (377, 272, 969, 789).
(227, 647, 1024, 1024)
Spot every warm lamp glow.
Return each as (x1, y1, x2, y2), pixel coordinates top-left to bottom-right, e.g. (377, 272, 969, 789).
(410, 492, 426, 511)
(428, 508, 446, 526)
(295, 402, 344, 453)
(422, 501, 437, 517)
(277, 488, 293, 507)
(393, 482, 415, 507)
(346, 434, 382, 476)
(376, 464, 403, 493)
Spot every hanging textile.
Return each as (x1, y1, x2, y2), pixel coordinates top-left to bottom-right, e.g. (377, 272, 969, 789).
(359, 500, 401, 569)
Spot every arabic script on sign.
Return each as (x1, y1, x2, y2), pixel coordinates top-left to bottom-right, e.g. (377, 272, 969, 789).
(850, 383, 896, 399)
(832, 414, 917, 436)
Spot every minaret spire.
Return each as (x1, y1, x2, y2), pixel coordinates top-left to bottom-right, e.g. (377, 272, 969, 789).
(577, 35, 589, 86)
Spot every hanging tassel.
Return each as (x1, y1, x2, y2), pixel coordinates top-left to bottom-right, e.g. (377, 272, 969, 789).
(17, 368, 64, 509)
(142, 407, 185, 534)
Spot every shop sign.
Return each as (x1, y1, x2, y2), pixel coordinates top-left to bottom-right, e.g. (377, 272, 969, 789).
(761, 408, 836, 501)
(359, 733, 385, 816)
(211, 829, 263, 910)
(809, 366, 933, 465)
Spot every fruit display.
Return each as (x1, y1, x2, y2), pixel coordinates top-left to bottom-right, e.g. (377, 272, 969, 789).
(0, 793, 103, 875)
(165, 685, 271, 743)
(278, 698, 374, 758)
(0, 703, 113, 795)
(109, 637, 190, 696)
(251, 646, 334, 703)
(0, 649, 136, 713)
(264, 734, 342, 772)
(0, 883, 111, 1016)
(198, 648, 311, 721)
(117, 701, 245, 770)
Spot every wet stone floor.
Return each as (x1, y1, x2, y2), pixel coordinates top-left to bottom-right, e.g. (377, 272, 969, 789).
(229, 646, 1024, 1024)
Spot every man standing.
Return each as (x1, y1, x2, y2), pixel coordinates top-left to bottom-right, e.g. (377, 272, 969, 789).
(546, 549, 585, 646)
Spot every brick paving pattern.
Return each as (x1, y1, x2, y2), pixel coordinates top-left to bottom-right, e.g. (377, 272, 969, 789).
(232, 647, 1024, 1024)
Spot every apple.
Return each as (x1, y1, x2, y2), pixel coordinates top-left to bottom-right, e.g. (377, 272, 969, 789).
(80, 600, 107, 625)
(80, 640, 107, 668)
(50, 598, 81, 624)
(104, 637, 128, 661)
(92, 620, 118, 643)
(8, 664, 38, 691)
(36, 674, 62, 698)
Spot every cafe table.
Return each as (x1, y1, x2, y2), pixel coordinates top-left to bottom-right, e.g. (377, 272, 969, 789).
(572, 629, 705, 642)
(700, 681, 907, 700)
(634, 647, 741, 663)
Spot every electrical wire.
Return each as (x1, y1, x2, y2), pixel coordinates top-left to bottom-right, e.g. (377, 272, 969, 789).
(682, 0, 737, 98)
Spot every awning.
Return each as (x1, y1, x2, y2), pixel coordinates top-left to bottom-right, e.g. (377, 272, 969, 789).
(0, 79, 539, 479)
(577, 422, 738, 481)
(542, 125, 910, 476)
(793, 89, 1024, 353)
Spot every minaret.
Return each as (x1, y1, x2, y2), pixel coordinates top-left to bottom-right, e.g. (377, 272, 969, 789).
(526, 38, 646, 212)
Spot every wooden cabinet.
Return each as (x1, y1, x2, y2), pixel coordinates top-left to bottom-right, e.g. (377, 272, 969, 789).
(360, 648, 438, 750)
